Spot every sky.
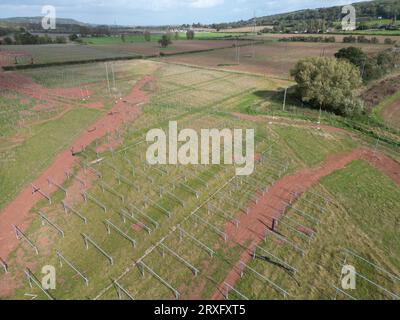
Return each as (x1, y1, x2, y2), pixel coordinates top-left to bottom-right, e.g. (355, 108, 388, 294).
(0, 0, 370, 26)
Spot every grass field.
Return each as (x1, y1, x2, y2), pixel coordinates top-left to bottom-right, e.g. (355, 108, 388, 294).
(372, 91, 400, 130)
(81, 32, 243, 45)
(2, 114, 363, 299)
(234, 160, 400, 300)
(272, 126, 357, 167)
(359, 19, 400, 27)
(0, 42, 399, 300)
(0, 107, 102, 209)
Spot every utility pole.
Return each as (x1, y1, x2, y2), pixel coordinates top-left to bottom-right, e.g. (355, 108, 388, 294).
(317, 105, 322, 129)
(374, 136, 380, 158)
(235, 39, 241, 65)
(282, 88, 288, 111)
(105, 63, 111, 95)
(111, 63, 116, 89)
(252, 10, 257, 59)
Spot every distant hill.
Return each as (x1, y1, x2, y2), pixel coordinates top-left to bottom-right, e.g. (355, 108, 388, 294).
(0, 17, 97, 35)
(210, 0, 399, 31)
(0, 17, 89, 26)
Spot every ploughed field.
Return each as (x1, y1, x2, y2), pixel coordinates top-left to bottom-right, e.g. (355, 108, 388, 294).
(0, 40, 253, 67)
(158, 41, 393, 78)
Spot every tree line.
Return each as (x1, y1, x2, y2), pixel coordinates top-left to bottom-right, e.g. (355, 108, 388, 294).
(279, 35, 397, 45)
(0, 28, 67, 45)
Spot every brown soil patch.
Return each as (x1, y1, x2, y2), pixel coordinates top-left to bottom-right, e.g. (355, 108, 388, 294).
(161, 42, 389, 77)
(211, 147, 400, 299)
(0, 75, 154, 262)
(64, 168, 98, 206)
(381, 98, 400, 130)
(98, 40, 252, 57)
(362, 74, 400, 111)
(132, 224, 143, 232)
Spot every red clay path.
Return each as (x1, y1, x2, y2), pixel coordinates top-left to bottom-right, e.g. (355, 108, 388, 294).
(211, 147, 400, 299)
(0, 75, 153, 261)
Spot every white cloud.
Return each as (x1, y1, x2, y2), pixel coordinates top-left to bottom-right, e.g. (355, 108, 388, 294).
(0, 0, 225, 12)
(189, 0, 224, 9)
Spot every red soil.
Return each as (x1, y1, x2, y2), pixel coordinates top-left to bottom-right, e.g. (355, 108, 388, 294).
(0, 72, 92, 102)
(361, 149, 400, 185)
(0, 75, 153, 263)
(132, 224, 144, 232)
(211, 148, 400, 300)
(84, 102, 104, 110)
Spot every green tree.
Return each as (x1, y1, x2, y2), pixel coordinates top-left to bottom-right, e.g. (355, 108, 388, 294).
(55, 36, 67, 44)
(371, 37, 379, 44)
(335, 47, 367, 68)
(144, 31, 151, 42)
(362, 58, 385, 81)
(37, 34, 53, 44)
(376, 50, 400, 72)
(3, 36, 13, 45)
(186, 30, 195, 40)
(291, 57, 363, 116)
(69, 34, 79, 42)
(158, 34, 172, 48)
